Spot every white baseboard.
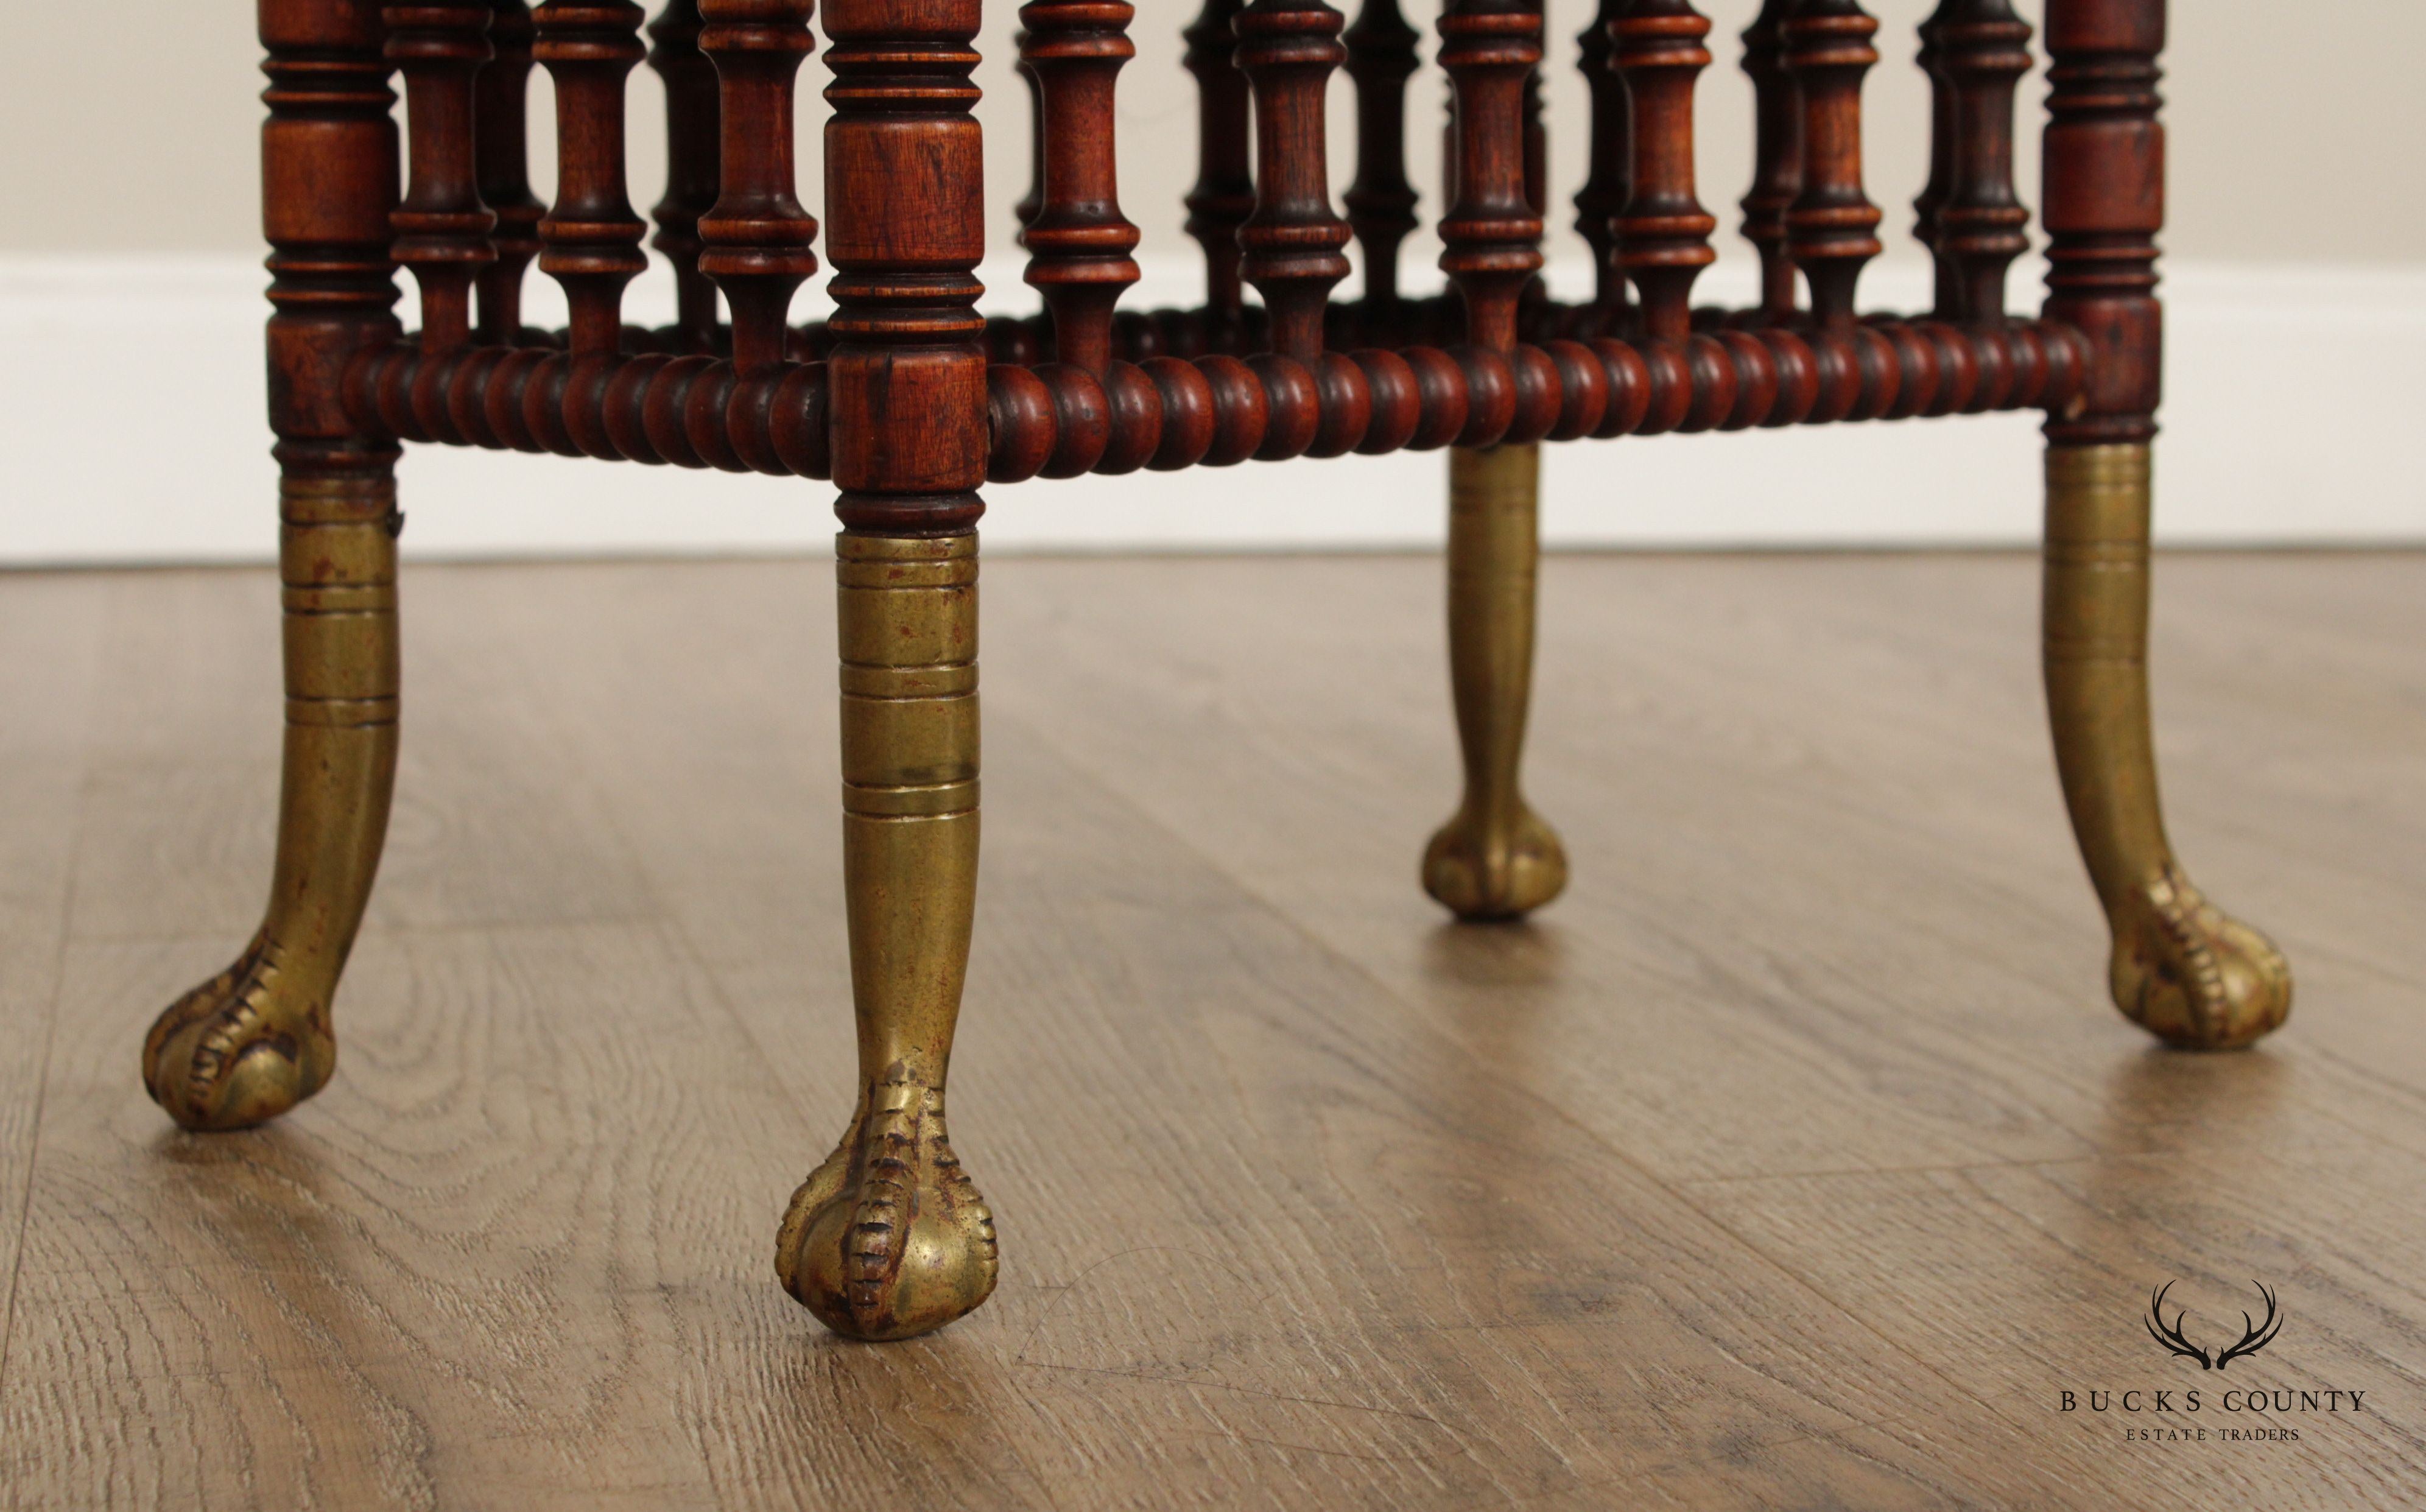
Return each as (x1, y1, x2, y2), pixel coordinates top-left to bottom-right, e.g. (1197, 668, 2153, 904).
(4, 253, 2421, 566)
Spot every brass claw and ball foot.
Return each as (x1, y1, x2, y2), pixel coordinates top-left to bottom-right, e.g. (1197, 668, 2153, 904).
(2044, 443, 2292, 1053)
(142, 935, 336, 1131)
(1424, 803, 1568, 921)
(775, 1073, 999, 1341)
(782, 531, 997, 1341)
(139, 475, 399, 1132)
(2109, 868, 2293, 1051)
(1426, 444, 1567, 923)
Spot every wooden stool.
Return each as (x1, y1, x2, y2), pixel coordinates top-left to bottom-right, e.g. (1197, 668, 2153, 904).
(144, 0, 2291, 1341)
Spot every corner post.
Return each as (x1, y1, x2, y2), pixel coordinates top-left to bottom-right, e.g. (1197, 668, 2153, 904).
(145, 0, 404, 1130)
(2040, 0, 2290, 1048)
(772, 0, 999, 1340)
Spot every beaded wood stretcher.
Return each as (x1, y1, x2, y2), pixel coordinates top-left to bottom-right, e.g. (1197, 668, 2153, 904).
(146, 0, 2290, 1341)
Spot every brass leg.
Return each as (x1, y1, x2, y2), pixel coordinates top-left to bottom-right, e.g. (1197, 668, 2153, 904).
(144, 472, 401, 1129)
(2044, 443, 2291, 1049)
(776, 531, 997, 1340)
(1424, 443, 1568, 920)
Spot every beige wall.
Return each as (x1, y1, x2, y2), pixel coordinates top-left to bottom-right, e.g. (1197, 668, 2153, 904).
(6, 1, 2421, 270)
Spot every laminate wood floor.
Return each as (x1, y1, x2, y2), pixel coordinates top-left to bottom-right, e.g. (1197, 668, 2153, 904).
(1, 549, 2420, 1510)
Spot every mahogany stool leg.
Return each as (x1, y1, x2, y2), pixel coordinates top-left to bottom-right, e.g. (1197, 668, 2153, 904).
(144, 474, 401, 1128)
(2042, 443, 2291, 1049)
(145, 0, 403, 1131)
(776, 0, 1004, 1340)
(1423, 442, 1568, 920)
(773, 0, 998, 1340)
(774, 533, 997, 1340)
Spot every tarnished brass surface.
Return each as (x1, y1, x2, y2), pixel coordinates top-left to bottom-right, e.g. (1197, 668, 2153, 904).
(776, 532, 999, 1340)
(144, 475, 402, 1128)
(1424, 444, 1569, 920)
(2044, 444, 2291, 1049)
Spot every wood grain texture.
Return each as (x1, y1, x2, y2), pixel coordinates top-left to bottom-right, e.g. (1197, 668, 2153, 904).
(4, 549, 2423, 1508)
(0, 578, 104, 1395)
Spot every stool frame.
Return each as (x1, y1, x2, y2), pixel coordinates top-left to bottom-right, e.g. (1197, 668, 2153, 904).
(142, 0, 2291, 1341)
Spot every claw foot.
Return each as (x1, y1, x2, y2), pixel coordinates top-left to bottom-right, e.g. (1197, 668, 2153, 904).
(775, 1072, 998, 1341)
(2112, 867, 2293, 1050)
(142, 934, 336, 1131)
(1424, 803, 1568, 921)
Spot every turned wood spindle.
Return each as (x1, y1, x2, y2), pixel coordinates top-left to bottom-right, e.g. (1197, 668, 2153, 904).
(474, 0, 546, 342)
(697, 0, 820, 373)
(1439, 0, 1544, 354)
(533, 0, 649, 355)
(649, 0, 723, 351)
(1183, 0, 1255, 346)
(1521, 11, 1548, 321)
(1014, 29, 1045, 234)
(1522, 41, 1547, 223)
(1235, 0, 1354, 366)
(387, 4, 497, 352)
(1740, 0, 1802, 320)
(1914, 1, 1953, 292)
(1613, 0, 1718, 344)
(1572, 0, 1632, 331)
(1918, 0, 2033, 322)
(1018, 2, 1142, 378)
(1343, 0, 1422, 308)
(1782, 0, 1883, 329)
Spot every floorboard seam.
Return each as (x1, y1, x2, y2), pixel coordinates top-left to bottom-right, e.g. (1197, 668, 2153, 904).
(407, 585, 848, 1508)
(480, 582, 829, 1152)
(0, 918, 65, 1422)
(0, 738, 94, 1416)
